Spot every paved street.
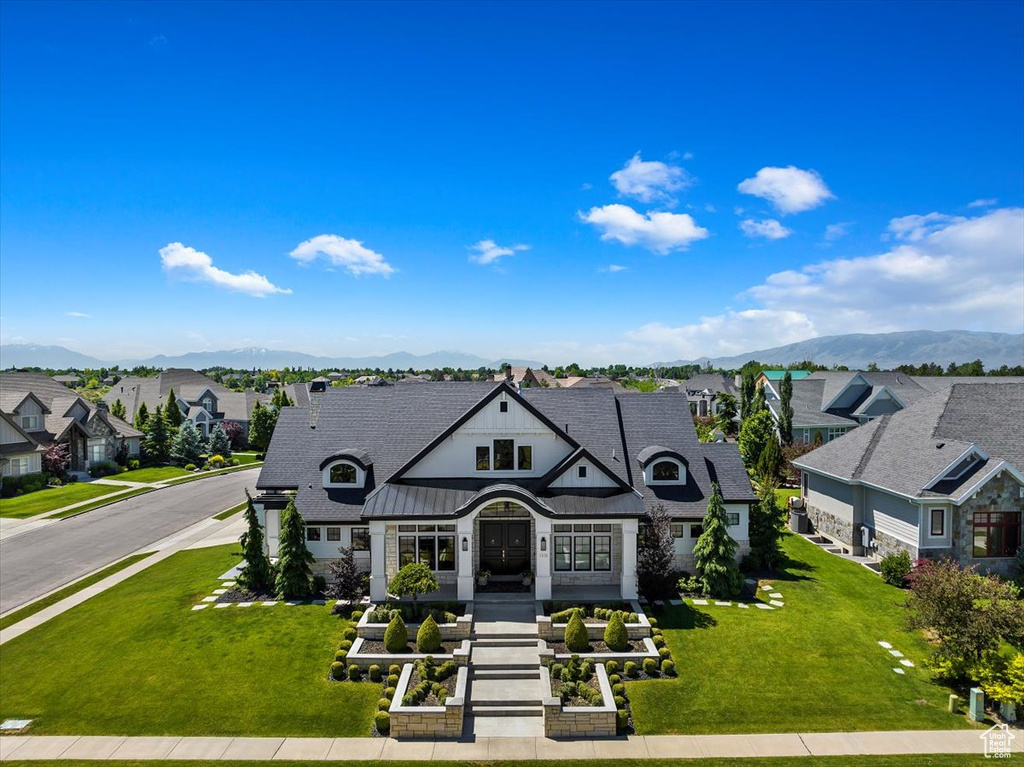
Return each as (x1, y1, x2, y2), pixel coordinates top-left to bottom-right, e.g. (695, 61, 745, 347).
(0, 469, 256, 614)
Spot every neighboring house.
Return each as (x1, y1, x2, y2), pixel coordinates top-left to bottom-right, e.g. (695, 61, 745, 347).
(755, 370, 811, 388)
(681, 373, 741, 417)
(103, 368, 266, 438)
(0, 373, 142, 475)
(764, 370, 1024, 445)
(254, 382, 756, 601)
(53, 375, 82, 388)
(793, 382, 1023, 575)
(353, 375, 390, 386)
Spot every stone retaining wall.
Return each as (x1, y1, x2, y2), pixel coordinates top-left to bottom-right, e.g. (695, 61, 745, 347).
(536, 600, 651, 641)
(542, 663, 617, 738)
(389, 663, 467, 739)
(356, 605, 473, 641)
(538, 636, 659, 666)
(806, 505, 854, 550)
(346, 638, 471, 671)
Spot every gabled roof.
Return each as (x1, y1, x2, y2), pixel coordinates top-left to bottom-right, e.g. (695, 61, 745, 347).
(319, 448, 373, 471)
(102, 369, 265, 423)
(760, 370, 811, 381)
(532, 446, 634, 493)
(681, 373, 738, 397)
(794, 382, 1023, 503)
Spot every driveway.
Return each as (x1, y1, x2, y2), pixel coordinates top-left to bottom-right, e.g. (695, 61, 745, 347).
(0, 469, 256, 614)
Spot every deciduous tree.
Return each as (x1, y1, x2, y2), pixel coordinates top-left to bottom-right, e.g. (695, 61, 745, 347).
(325, 545, 363, 606)
(248, 400, 278, 453)
(636, 503, 677, 602)
(42, 443, 71, 476)
(738, 409, 776, 467)
(388, 562, 439, 616)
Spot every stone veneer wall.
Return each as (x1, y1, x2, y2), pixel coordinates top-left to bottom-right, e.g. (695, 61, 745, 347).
(806, 504, 855, 549)
(356, 606, 473, 641)
(543, 663, 617, 738)
(382, 524, 457, 587)
(550, 526, 622, 587)
(950, 472, 1023, 577)
(389, 664, 467, 739)
(536, 600, 651, 641)
(873, 528, 917, 561)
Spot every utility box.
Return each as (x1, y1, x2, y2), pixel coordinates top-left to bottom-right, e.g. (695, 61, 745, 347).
(969, 687, 985, 722)
(790, 509, 808, 534)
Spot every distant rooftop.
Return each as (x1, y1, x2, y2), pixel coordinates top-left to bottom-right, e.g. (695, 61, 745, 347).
(760, 370, 812, 381)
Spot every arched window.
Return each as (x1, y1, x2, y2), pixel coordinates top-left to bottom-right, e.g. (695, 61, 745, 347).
(652, 460, 679, 481)
(329, 463, 357, 484)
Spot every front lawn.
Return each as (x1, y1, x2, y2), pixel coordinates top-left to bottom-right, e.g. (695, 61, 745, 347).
(628, 534, 972, 735)
(775, 487, 799, 506)
(0, 483, 129, 519)
(231, 452, 261, 465)
(114, 466, 191, 483)
(0, 545, 378, 737)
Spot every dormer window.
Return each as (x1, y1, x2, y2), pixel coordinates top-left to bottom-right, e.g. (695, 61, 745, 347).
(21, 415, 39, 430)
(323, 459, 365, 488)
(202, 396, 213, 414)
(653, 461, 679, 481)
(642, 454, 687, 485)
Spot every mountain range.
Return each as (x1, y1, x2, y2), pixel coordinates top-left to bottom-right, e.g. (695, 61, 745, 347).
(1, 330, 1022, 372)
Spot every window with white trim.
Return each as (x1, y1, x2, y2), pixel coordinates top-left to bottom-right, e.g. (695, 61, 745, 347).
(645, 457, 686, 485)
(7, 457, 29, 476)
(351, 527, 369, 551)
(552, 523, 612, 572)
(202, 396, 213, 413)
(929, 508, 945, 537)
(727, 512, 740, 527)
(306, 526, 322, 541)
(327, 527, 341, 541)
(398, 524, 456, 571)
(323, 460, 364, 487)
(20, 415, 39, 430)
(827, 427, 849, 441)
(88, 443, 105, 463)
(474, 439, 532, 472)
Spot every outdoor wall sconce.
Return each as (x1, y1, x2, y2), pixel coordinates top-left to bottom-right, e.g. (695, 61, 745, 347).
(540, 536, 547, 552)
(462, 537, 469, 552)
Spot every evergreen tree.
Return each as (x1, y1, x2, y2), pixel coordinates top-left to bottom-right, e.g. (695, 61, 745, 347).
(170, 421, 204, 466)
(110, 399, 127, 421)
(248, 400, 279, 453)
(164, 389, 184, 428)
(237, 491, 274, 594)
(749, 482, 785, 570)
(715, 392, 739, 436)
(751, 382, 767, 414)
(275, 499, 314, 600)
(271, 387, 294, 408)
(207, 424, 232, 458)
(740, 372, 755, 419)
(738, 409, 776, 467)
(779, 372, 794, 446)
(756, 432, 783, 485)
(693, 483, 741, 598)
(142, 405, 171, 465)
(134, 401, 150, 431)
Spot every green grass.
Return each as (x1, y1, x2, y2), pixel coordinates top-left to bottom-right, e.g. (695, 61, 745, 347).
(0, 759, 981, 767)
(0, 544, 378, 737)
(0, 483, 130, 519)
(775, 487, 799, 506)
(213, 501, 247, 520)
(164, 463, 260, 485)
(114, 466, 191, 483)
(231, 452, 261, 465)
(628, 534, 974, 735)
(0, 553, 153, 631)
(47, 487, 155, 519)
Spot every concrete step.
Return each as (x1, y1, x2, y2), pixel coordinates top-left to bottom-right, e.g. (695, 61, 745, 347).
(472, 668, 540, 680)
(471, 637, 538, 646)
(469, 705, 543, 717)
(467, 713, 545, 738)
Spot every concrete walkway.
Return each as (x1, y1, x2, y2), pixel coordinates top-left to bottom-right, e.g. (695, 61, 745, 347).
(0, 729, 993, 761)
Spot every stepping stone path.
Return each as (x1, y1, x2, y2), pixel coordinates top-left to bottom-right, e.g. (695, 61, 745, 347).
(714, 601, 731, 607)
(214, 603, 231, 609)
(878, 640, 914, 672)
(893, 668, 905, 675)
(191, 605, 208, 611)
(693, 599, 708, 605)
(878, 641, 892, 649)
(769, 600, 785, 607)
(0, 719, 32, 731)
(770, 592, 784, 599)
(761, 585, 773, 591)
(212, 589, 228, 595)
(900, 659, 915, 667)
(201, 596, 217, 603)
(755, 603, 773, 610)
(262, 601, 277, 606)
(737, 603, 749, 609)
(238, 602, 254, 608)
(890, 650, 904, 658)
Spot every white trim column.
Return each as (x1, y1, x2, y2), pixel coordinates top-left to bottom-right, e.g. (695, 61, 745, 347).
(369, 520, 387, 601)
(457, 515, 474, 601)
(535, 515, 552, 600)
(620, 517, 638, 599)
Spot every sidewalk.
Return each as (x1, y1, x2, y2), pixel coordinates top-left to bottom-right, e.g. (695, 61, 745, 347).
(0, 729, 990, 761)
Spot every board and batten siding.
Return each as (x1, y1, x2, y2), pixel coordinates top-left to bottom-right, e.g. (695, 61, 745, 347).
(548, 457, 619, 489)
(402, 393, 574, 480)
(0, 418, 24, 445)
(863, 488, 919, 548)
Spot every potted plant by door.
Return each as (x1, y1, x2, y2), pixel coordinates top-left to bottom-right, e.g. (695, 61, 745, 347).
(476, 569, 490, 587)
(521, 570, 534, 586)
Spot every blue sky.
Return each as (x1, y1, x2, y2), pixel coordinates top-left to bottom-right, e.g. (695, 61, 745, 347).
(2, 0, 1022, 365)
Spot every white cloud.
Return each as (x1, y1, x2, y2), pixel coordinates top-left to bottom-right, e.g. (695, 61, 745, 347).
(160, 243, 292, 297)
(609, 153, 692, 205)
(580, 182, 593, 191)
(740, 218, 792, 240)
(824, 222, 853, 241)
(602, 264, 628, 273)
(289, 234, 395, 277)
(968, 198, 998, 208)
(885, 212, 962, 242)
(737, 166, 835, 214)
(65, 311, 91, 318)
(683, 151, 694, 160)
(579, 204, 709, 254)
(468, 239, 530, 265)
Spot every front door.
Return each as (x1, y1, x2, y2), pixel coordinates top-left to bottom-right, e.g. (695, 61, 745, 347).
(480, 521, 530, 575)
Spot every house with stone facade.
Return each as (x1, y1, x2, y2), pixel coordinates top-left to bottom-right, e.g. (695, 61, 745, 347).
(0, 372, 142, 476)
(254, 381, 756, 601)
(793, 382, 1023, 575)
(680, 373, 740, 417)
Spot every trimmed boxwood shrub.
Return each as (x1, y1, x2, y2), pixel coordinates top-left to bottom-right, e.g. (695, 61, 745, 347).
(616, 709, 629, 731)
(416, 614, 442, 653)
(550, 663, 565, 679)
(661, 659, 676, 676)
(387, 673, 399, 687)
(647, 617, 658, 627)
(374, 711, 390, 733)
(608, 674, 621, 685)
(338, 639, 353, 651)
(624, 661, 638, 678)
(330, 661, 346, 680)
(658, 646, 671, 660)
(651, 627, 663, 636)
(614, 695, 627, 709)
(347, 664, 361, 681)
(605, 660, 619, 675)
(612, 683, 626, 696)
(384, 614, 408, 653)
(653, 635, 666, 648)
(343, 627, 357, 641)
(642, 657, 658, 675)
(564, 611, 590, 653)
(384, 686, 397, 699)
(368, 664, 382, 682)
(377, 698, 391, 711)
(603, 611, 629, 652)
(350, 610, 364, 621)
(389, 664, 401, 676)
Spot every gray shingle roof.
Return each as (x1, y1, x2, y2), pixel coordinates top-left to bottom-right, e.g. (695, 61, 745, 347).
(102, 369, 265, 424)
(681, 373, 739, 397)
(794, 382, 1023, 502)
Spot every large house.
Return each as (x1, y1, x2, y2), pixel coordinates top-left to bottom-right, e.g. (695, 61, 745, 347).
(680, 373, 740, 417)
(254, 381, 756, 601)
(103, 369, 266, 439)
(764, 370, 1024, 445)
(0, 372, 142, 476)
(793, 382, 1023, 575)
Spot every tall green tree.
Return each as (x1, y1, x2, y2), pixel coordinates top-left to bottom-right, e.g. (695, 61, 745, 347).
(248, 400, 279, 453)
(270, 387, 294, 408)
(207, 424, 232, 458)
(164, 389, 184, 428)
(110, 399, 127, 421)
(275, 499, 314, 600)
(142, 405, 172, 465)
(715, 392, 738, 436)
(170, 421, 205, 466)
(133, 401, 150, 431)
(740, 372, 756, 419)
(738, 409, 776, 467)
(751, 382, 767, 414)
(237, 491, 274, 594)
(693, 483, 741, 598)
(756, 432, 783, 485)
(779, 372, 794, 446)
(749, 482, 785, 570)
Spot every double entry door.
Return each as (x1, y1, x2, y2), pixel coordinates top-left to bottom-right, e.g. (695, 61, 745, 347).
(480, 521, 530, 576)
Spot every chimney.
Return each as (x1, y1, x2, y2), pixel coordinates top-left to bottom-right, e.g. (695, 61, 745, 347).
(734, 374, 742, 389)
(95, 401, 109, 412)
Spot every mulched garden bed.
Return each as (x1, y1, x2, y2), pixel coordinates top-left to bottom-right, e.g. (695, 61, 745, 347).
(405, 667, 459, 706)
(549, 674, 603, 707)
(546, 639, 645, 654)
(216, 587, 325, 603)
(358, 639, 461, 654)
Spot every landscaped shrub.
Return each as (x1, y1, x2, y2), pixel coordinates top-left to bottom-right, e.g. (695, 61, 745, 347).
(312, 575, 327, 594)
(616, 709, 629, 731)
(661, 659, 676, 676)
(387, 673, 399, 687)
(47, 477, 63, 487)
(658, 646, 671, 660)
(550, 606, 585, 623)
(642, 657, 658, 675)
(374, 711, 390, 733)
(648, 617, 658, 628)
(416, 614, 442, 653)
(384, 614, 408, 653)
(335, 650, 348, 662)
(605, 660, 619, 675)
(651, 627, 663, 636)
(624, 661, 638, 678)
(377, 698, 391, 711)
(612, 683, 626, 696)
(347, 664, 361, 681)
(608, 674, 621, 685)
(330, 661, 345, 680)
(184, 463, 197, 472)
(564, 611, 590, 652)
(127, 458, 141, 470)
(603, 611, 630, 652)
(368, 664, 382, 682)
(343, 627, 357, 641)
(614, 695, 627, 708)
(338, 639, 353, 651)
(653, 635, 666, 648)
(350, 610, 364, 621)
(880, 549, 913, 587)
(384, 687, 397, 699)
(389, 664, 401, 676)
(89, 460, 120, 478)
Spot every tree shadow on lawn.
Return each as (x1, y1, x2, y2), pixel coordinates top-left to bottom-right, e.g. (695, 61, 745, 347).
(747, 554, 818, 585)
(657, 603, 717, 631)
